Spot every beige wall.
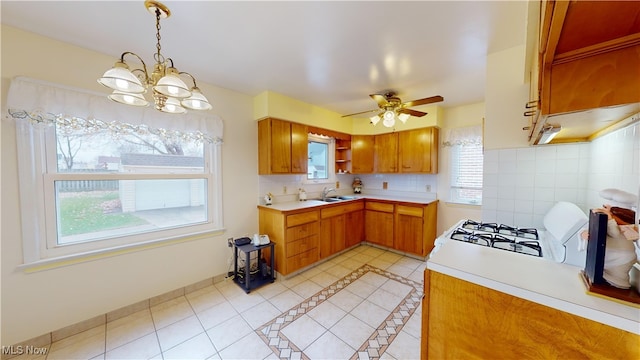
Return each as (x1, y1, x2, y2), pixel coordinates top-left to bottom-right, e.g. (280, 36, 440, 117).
(484, 45, 530, 150)
(1, 25, 258, 345)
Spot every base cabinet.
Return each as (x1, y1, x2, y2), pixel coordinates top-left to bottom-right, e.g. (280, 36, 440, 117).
(395, 202, 438, 256)
(320, 201, 365, 259)
(421, 270, 640, 360)
(365, 201, 395, 248)
(259, 208, 319, 276)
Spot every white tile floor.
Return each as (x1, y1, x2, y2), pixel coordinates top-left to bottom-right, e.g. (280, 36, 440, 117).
(21, 245, 426, 360)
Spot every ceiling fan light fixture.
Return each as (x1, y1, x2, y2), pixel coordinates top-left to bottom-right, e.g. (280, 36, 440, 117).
(370, 115, 380, 126)
(382, 110, 395, 127)
(398, 112, 410, 123)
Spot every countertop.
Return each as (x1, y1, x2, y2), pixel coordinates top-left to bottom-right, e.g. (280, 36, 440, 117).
(257, 193, 437, 212)
(427, 240, 640, 334)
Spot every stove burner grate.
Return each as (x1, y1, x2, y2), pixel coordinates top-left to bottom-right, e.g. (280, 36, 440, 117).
(491, 234, 542, 257)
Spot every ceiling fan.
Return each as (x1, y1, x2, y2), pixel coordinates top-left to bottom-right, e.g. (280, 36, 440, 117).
(342, 91, 444, 127)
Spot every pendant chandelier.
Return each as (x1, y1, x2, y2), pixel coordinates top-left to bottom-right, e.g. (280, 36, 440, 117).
(98, 0, 212, 114)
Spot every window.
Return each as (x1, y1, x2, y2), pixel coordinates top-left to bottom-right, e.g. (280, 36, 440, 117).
(308, 140, 329, 180)
(450, 143, 483, 204)
(8, 77, 224, 264)
(305, 134, 335, 183)
(443, 125, 483, 205)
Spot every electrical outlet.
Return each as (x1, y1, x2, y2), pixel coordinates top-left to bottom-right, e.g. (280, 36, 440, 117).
(336, 181, 340, 189)
(426, 185, 431, 192)
(383, 182, 388, 190)
(227, 237, 233, 247)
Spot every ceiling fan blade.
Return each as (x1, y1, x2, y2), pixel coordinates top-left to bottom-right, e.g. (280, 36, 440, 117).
(341, 108, 380, 118)
(370, 94, 390, 108)
(401, 95, 444, 108)
(398, 108, 428, 117)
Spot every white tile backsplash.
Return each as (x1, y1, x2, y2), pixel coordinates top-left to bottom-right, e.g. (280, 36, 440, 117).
(483, 122, 639, 228)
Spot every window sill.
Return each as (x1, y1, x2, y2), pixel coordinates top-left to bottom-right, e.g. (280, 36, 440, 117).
(444, 201, 482, 208)
(18, 228, 225, 273)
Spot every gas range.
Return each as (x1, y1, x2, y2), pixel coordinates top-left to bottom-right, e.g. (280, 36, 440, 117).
(435, 218, 564, 261)
(432, 202, 589, 266)
(450, 220, 543, 257)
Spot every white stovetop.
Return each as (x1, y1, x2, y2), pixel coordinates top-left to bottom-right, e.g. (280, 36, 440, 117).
(428, 240, 640, 334)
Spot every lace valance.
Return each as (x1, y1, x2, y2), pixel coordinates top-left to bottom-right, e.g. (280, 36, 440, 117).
(6, 76, 223, 144)
(441, 125, 482, 147)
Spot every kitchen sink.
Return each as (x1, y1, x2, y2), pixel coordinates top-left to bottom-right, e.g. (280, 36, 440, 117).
(317, 196, 358, 202)
(337, 196, 357, 200)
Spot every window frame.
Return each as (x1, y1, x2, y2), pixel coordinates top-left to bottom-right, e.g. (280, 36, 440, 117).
(303, 134, 336, 185)
(16, 116, 224, 265)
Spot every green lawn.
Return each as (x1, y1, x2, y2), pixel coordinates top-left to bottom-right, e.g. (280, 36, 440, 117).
(59, 192, 148, 236)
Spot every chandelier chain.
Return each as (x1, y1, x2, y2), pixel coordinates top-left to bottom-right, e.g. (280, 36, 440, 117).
(154, 7, 164, 65)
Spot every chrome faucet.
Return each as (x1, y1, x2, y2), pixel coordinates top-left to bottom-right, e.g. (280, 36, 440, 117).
(321, 187, 336, 201)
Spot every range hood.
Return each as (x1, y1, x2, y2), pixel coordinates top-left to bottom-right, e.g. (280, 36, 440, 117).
(527, 0, 640, 145)
(532, 105, 640, 145)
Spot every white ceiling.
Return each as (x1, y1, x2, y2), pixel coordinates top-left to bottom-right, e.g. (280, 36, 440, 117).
(1, 1, 529, 117)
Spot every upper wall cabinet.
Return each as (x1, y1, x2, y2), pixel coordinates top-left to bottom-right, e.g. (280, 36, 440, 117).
(399, 127, 439, 174)
(527, 0, 640, 144)
(258, 118, 308, 175)
(351, 135, 375, 174)
(374, 133, 399, 173)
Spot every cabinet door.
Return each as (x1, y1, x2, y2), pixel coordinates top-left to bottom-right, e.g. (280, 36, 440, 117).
(399, 128, 438, 173)
(396, 213, 424, 256)
(365, 210, 394, 248)
(374, 133, 398, 173)
(351, 135, 374, 174)
(270, 119, 292, 173)
(319, 215, 345, 259)
(345, 210, 364, 247)
(290, 122, 308, 174)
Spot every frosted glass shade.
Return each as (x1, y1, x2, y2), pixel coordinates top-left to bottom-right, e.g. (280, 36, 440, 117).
(153, 69, 191, 98)
(182, 88, 212, 110)
(98, 62, 146, 93)
(108, 91, 149, 107)
(159, 96, 187, 114)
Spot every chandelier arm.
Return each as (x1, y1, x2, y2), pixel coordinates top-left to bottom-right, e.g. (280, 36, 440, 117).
(179, 71, 198, 88)
(120, 51, 150, 82)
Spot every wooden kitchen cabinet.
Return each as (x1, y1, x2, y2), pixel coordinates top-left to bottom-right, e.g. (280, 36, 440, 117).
(351, 135, 374, 174)
(526, 1, 640, 144)
(258, 118, 308, 175)
(421, 270, 639, 360)
(374, 133, 398, 173)
(258, 207, 319, 276)
(365, 201, 394, 248)
(345, 209, 364, 248)
(399, 127, 439, 174)
(319, 201, 364, 259)
(395, 201, 437, 256)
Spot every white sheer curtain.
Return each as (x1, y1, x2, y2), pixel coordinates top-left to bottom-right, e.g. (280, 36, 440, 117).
(441, 125, 482, 147)
(6, 76, 223, 143)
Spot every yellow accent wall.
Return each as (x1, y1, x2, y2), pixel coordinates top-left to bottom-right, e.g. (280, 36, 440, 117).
(253, 90, 443, 135)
